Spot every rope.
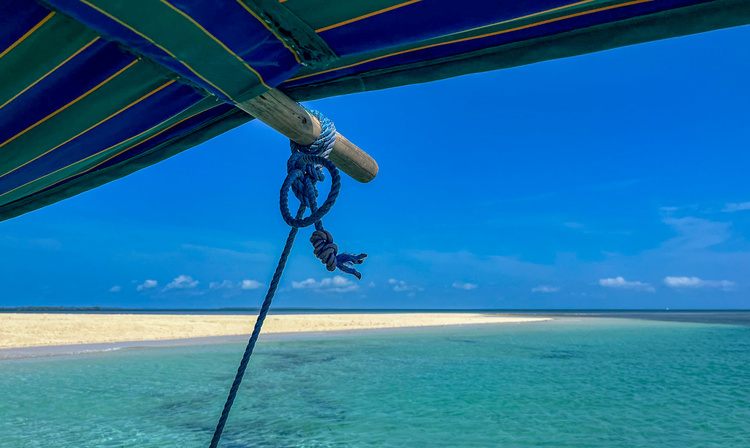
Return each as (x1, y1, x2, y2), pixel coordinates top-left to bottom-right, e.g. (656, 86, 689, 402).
(209, 110, 366, 448)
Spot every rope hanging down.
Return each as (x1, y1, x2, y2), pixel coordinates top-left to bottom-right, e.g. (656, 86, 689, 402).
(209, 111, 366, 448)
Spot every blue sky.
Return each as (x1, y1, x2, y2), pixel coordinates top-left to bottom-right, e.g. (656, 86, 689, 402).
(1, 25, 749, 309)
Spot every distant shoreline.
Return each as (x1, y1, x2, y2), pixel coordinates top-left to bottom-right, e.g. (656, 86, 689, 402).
(2, 307, 748, 314)
(0, 323, 555, 360)
(0, 313, 551, 354)
(2, 310, 749, 360)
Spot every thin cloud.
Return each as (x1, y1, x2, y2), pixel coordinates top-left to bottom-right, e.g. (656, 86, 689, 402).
(664, 276, 735, 291)
(405, 250, 553, 280)
(209, 280, 233, 290)
(452, 281, 478, 290)
(723, 202, 750, 212)
(388, 278, 423, 293)
(137, 280, 158, 291)
(660, 217, 731, 251)
(599, 276, 655, 292)
(532, 285, 560, 293)
(109, 286, 121, 293)
(240, 279, 263, 290)
(563, 222, 584, 229)
(292, 276, 358, 293)
(164, 275, 199, 290)
(482, 178, 643, 206)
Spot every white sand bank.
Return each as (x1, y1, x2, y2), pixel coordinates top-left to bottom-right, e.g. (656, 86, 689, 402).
(0, 313, 550, 349)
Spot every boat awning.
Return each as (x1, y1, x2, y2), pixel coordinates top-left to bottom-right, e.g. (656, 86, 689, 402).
(1, 0, 748, 221)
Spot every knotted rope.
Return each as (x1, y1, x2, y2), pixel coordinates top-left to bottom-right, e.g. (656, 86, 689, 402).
(209, 110, 366, 448)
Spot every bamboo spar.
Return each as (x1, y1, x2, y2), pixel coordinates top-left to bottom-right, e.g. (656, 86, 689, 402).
(238, 89, 378, 183)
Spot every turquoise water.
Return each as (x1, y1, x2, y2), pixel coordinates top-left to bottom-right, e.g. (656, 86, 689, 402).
(1, 318, 749, 447)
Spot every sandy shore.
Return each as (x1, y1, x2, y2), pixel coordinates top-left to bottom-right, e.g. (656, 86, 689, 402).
(0, 313, 549, 349)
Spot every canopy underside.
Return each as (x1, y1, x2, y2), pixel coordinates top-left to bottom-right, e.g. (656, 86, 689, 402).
(1, 0, 748, 221)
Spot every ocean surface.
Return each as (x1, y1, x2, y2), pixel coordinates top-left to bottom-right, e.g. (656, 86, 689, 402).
(1, 316, 749, 447)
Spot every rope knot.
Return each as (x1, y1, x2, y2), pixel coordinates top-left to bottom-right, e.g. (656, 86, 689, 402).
(310, 230, 368, 279)
(310, 230, 338, 271)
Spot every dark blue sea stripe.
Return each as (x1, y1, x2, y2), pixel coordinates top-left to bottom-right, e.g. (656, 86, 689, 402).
(164, 1, 301, 88)
(0, 1, 51, 53)
(0, 40, 135, 144)
(0, 84, 203, 196)
(283, 0, 713, 89)
(42, 0, 235, 103)
(319, 0, 577, 57)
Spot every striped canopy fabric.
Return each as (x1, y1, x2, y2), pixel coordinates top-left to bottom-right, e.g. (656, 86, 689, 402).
(1, 0, 749, 220)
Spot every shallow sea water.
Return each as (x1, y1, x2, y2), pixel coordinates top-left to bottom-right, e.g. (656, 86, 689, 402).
(1, 317, 749, 447)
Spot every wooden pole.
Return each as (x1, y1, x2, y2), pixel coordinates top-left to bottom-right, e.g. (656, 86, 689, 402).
(238, 89, 378, 183)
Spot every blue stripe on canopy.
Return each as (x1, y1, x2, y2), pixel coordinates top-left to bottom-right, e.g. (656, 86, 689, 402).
(0, 40, 135, 144)
(94, 104, 237, 169)
(35, 104, 237, 196)
(0, 83, 203, 199)
(160, 0, 301, 87)
(0, 1, 51, 53)
(318, 0, 582, 56)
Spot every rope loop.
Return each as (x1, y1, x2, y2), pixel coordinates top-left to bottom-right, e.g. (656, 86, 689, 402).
(280, 154, 340, 228)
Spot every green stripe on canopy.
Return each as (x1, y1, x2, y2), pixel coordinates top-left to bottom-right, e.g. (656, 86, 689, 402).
(0, 99, 220, 206)
(81, 0, 270, 101)
(0, 14, 98, 109)
(0, 60, 177, 176)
